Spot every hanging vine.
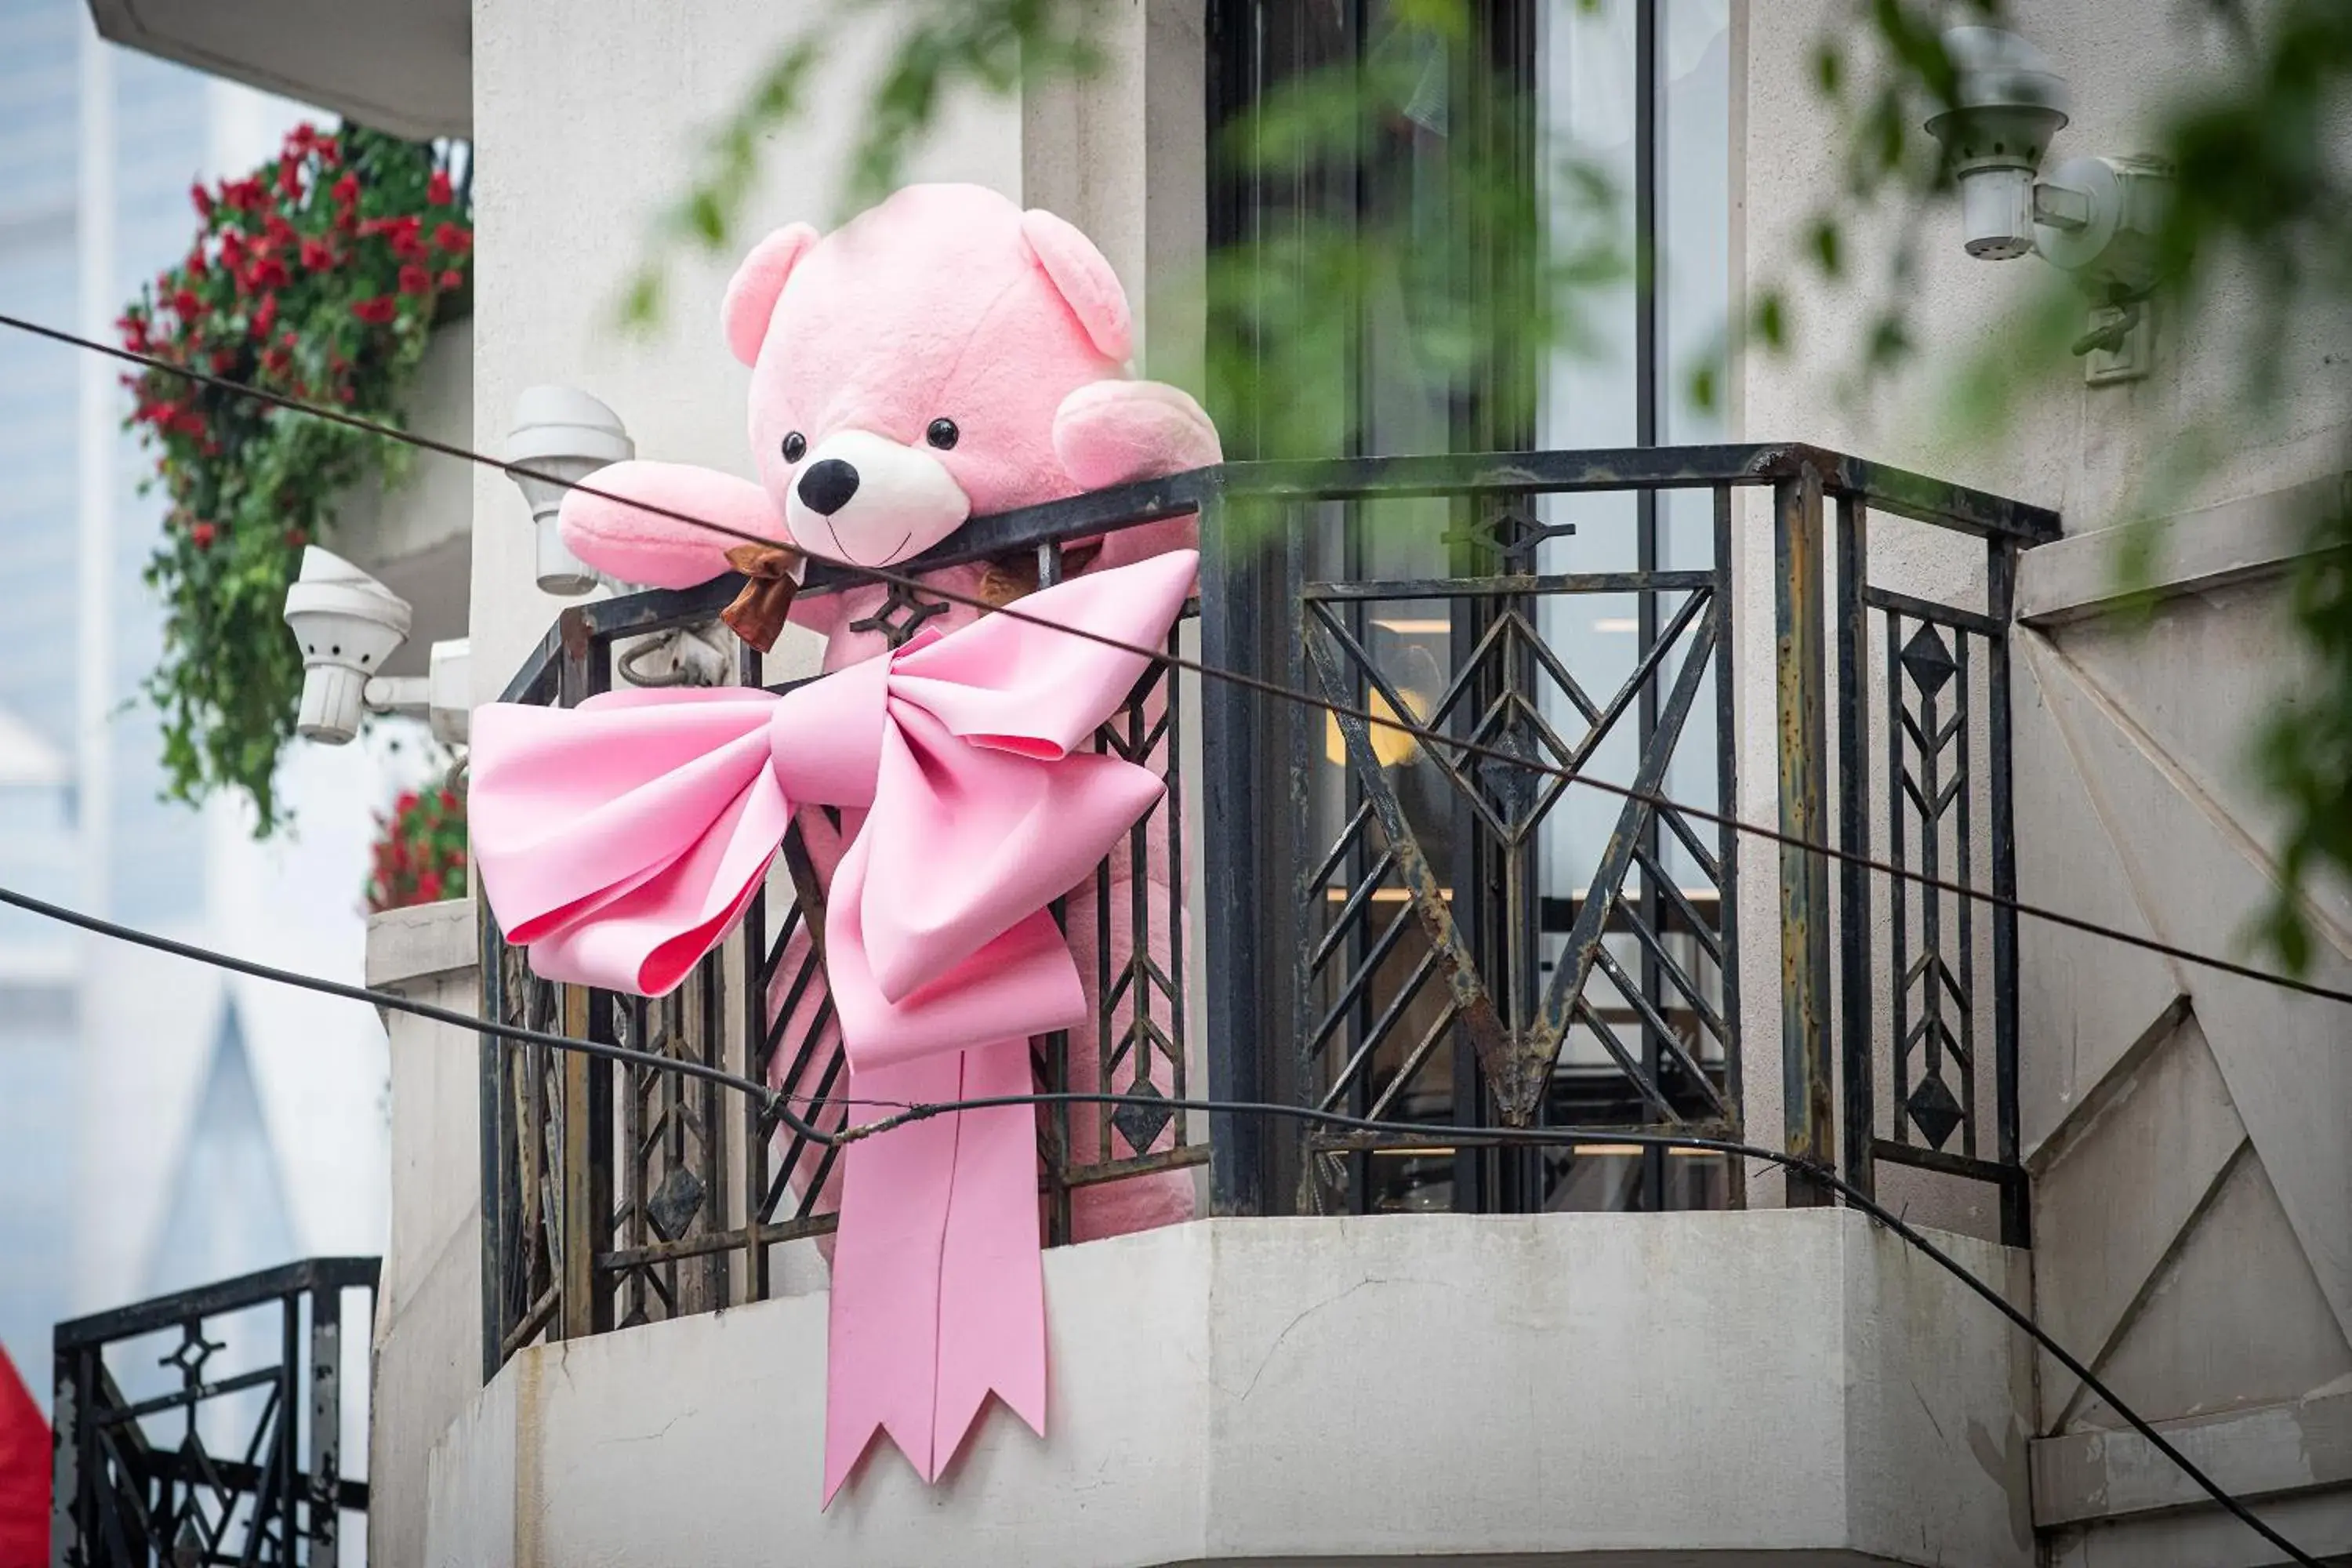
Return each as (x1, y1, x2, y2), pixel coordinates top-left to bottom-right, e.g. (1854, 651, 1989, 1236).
(119, 122, 472, 833)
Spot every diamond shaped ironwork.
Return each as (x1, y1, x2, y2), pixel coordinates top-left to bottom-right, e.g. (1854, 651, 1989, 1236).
(1474, 720, 1547, 834)
(645, 1166, 706, 1242)
(161, 1330, 223, 1381)
(848, 580, 951, 648)
(1900, 622, 1957, 699)
(1111, 1081, 1174, 1154)
(1904, 1073, 1965, 1151)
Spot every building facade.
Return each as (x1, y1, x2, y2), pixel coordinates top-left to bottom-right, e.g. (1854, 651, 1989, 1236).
(81, 1, 2352, 1564)
(0, 0, 399, 1421)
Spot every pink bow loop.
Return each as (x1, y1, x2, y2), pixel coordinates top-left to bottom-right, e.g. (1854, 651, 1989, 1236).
(470, 550, 1196, 1051)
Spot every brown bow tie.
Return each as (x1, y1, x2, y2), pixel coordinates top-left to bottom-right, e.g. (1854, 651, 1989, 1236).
(720, 543, 805, 653)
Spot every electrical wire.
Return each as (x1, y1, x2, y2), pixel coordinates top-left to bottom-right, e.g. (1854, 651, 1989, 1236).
(0, 877, 2319, 1566)
(6, 310, 2350, 1011)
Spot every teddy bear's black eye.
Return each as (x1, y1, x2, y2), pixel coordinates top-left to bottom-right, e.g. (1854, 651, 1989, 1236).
(925, 418, 959, 451)
(781, 432, 807, 463)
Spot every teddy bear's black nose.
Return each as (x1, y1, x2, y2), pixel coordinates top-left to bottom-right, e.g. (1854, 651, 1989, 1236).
(797, 459, 860, 516)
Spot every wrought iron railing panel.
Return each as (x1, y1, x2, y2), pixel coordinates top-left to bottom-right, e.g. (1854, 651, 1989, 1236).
(1834, 512, 2031, 1243)
(481, 445, 2056, 1374)
(481, 557, 1200, 1370)
(52, 1258, 377, 1568)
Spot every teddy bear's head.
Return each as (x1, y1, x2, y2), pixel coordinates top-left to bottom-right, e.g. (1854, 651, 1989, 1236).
(721, 183, 1150, 566)
(556, 183, 1218, 593)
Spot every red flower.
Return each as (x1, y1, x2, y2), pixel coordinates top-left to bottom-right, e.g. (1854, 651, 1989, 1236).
(395, 790, 420, 815)
(170, 289, 201, 319)
(184, 249, 209, 280)
(220, 230, 247, 267)
(415, 871, 444, 902)
(223, 179, 265, 212)
(276, 157, 301, 198)
(263, 212, 296, 244)
(437, 269, 463, 291)
(261, 347, 291, 376)
(398, 263, 431, 296)
(252, 292, 278, 339)
(299, 236, 336, 270)
(316, 136, 340, 166)
(191, 521, 216, 549)
(190, 183, 213, 218)
(438, 789, 459, 811)
(209, 349, 238, 373)
(427, 170, 453, 206)
(351, 296, 397, 325)
(332, 171, 360, 208)
(247, 256, 289, 291)
(172, 409, 207, 436)
(285, 527, 308, 549)
(431, 222, 471, 256)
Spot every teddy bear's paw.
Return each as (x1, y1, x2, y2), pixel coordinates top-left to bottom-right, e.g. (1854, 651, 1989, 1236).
(1052, 378, 1224, 493)
(557, 460, 791, 590)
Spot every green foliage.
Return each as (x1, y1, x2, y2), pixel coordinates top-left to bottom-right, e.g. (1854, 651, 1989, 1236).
(623, 0, 2352, 969)
(1765, 0, 2352, 966)
(121, 124, 472, 834)
(365, 775, 469, 913)
(618, 0, 1109, 330)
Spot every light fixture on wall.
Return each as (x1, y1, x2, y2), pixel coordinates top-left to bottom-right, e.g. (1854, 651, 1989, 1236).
(503, 387, 746, 688)
(281, 546, 471, 746)
(1924, 25, 2169, 383)
(505, 386, 634, 596)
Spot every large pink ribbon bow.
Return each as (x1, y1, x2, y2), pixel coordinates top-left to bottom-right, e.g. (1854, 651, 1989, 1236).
(468, 549, 1198, 1501)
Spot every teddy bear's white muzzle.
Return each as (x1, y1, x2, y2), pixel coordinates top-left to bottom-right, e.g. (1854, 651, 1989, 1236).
(786, 429, 971, 568)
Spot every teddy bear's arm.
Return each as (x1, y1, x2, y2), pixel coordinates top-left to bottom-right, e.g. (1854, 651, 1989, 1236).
(557, 460, 790, 590)
(1054, 379, 1221, 573)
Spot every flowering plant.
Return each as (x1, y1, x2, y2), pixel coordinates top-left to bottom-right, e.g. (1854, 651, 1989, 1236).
(120, 123, 472, 834)
(366, 779, 468, 913)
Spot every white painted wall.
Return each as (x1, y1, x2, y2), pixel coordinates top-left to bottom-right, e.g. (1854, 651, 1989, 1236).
(362, 898, 481, 1568)
(1736, 0, 2352, 1555)
(425, 1210, 2031, 1568)
(463, 1, 1027, 705)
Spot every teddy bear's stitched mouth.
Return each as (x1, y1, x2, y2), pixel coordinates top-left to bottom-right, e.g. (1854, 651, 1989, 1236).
(825, 527, 913, 569)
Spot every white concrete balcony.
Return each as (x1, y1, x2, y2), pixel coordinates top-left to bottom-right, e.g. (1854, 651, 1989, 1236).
(419, 1209, 2031, 1568)
(331, 318, 473, 679)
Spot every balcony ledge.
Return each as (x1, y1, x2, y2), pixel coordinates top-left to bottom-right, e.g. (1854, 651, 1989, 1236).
(424, 1207, 2031, 1567)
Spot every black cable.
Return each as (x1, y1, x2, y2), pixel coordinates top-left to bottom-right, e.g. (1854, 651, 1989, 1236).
(9, 310, 2349, 1011)
(0, 876, 2318, 1565)
(0, 881, 819, 1142)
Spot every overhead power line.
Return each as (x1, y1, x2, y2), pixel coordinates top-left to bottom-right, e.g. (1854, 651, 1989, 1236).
(0, 876, 2320, 1567)
(2, 310, 2344, 1011)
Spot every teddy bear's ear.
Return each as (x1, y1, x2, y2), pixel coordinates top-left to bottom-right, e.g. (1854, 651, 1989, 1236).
(721, 223, 820, 368)
(1020, 209, 1134, 362)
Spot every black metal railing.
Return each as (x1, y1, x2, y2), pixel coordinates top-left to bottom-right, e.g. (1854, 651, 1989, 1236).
(481, 539, 1194, 1370)
(52, 1258, 378, 1568)
(481, 444, 2056, 1376)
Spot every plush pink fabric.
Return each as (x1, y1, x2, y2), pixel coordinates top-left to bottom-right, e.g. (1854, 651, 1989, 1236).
(524, 185, 1217, 1498)
(557, 182, 1221, 586)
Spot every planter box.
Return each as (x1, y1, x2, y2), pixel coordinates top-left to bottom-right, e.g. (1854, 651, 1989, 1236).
(336, 318, 474, 678)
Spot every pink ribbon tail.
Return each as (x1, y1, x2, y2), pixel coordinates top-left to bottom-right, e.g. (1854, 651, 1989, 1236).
(822, 1040, 1045, 1505)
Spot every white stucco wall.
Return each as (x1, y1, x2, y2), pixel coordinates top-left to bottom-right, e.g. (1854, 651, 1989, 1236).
(363, 897, 481, 1568)
(424, 1209, 2031, 1568)
(1737, 1, 2352, 1556)
(464, 1, 1029, 706)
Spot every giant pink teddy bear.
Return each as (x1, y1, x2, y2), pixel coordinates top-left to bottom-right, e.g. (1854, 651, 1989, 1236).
(556, 182, 1218, 1245)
